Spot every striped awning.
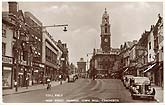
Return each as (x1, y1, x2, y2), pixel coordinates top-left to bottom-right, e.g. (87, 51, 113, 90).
(143, 63, 157, 73)
(124, 68, 128, 73)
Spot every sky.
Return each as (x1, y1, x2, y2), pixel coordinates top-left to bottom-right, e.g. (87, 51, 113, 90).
(2, 2, 163, 66)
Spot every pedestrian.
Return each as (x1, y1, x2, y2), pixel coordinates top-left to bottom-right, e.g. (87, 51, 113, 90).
(59, 75, 62, 85)
(26, 77, 29, 89)
(47, 78, 51, 90)
(151, 88, 156, 95)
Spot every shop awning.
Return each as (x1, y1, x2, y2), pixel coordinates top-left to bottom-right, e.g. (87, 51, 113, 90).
(124, 68, 128, 73)
(143, 63, 157, 73)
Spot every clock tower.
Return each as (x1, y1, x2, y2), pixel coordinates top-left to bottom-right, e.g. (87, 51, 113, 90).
(100, 8, 111, 52)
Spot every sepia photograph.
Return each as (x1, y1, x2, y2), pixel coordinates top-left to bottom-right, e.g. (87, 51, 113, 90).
(1, 0, 164, 103)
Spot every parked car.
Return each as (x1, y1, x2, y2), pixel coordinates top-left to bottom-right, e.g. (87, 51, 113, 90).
(129, 77, 155, 100)
(73, 74, 78, 80)
(68, 74, 75, 82)
(123, 75, 134, 88)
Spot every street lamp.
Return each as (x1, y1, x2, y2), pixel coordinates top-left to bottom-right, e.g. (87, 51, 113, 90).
(32, 24, 68, 32)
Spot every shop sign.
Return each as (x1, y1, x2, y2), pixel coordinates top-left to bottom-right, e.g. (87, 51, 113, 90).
(18, 72, 23, 75)
(3, 67, 12, 71)
(2, 56, 13, 64)
(34, 70, 39, 73)
(33, 62, 44, 68)
(39, 64, 45, 68)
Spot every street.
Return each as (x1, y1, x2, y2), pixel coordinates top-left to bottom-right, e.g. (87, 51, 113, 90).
(3, 79, 157, 103)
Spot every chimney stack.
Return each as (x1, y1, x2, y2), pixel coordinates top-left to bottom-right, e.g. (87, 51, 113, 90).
(8, 2, 18, 15)
(133, 40, 138, 44)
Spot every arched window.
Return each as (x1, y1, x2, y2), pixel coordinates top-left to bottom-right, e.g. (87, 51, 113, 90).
(105, 24, 108, 33)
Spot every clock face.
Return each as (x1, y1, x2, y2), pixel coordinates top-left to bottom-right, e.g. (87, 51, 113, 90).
(104, 38, 108, 42)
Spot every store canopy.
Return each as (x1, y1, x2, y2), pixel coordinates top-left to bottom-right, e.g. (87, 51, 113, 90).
(124, 68, 128, 73)
(143, 63, 157, 73)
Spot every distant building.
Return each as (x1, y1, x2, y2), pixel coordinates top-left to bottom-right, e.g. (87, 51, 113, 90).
(136, 31, 149, 76)
(89, 9, 120, 79)
(57, 40, 70, 79)
(119, 41, 136, 76)
(77, 58, 86, 77)
(69, 63, 77, 75)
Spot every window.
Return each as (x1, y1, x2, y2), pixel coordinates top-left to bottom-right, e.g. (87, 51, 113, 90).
(2, 28, 6, 37)
(2, 43, 6, 56)
(149, 54, 151, 58)
(13, 31, 17, 38)
(149, 42, 151, 50)
(105, 27, 107, 33)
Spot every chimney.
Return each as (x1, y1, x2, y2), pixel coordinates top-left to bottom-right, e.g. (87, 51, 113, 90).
(150, 25, 154, 30)
(133, 40, 137, 44)
(8, 2, 18, 15)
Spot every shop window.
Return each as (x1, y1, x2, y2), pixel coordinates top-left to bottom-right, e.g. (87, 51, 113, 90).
(13, 31, 17, 38)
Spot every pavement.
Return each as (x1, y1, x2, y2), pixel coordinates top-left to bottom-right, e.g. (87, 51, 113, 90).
(151, 84, 164, 103)
(3, 80, 67, 96)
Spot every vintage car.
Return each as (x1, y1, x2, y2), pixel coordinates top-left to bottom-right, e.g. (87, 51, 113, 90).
(73, 74, 78, 80)
(123, 75, 134, 88)
(129, 77, 155, 100)
(68, 74, 75, 82)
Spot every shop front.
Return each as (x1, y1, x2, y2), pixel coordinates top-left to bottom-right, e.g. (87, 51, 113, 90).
(143, 63, 158, 84)
(45, 65, 58, 82)
(2, 56, 13, 89)
(32, 62, 45, 84)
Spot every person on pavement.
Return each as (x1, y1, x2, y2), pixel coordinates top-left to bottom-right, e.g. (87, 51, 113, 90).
(47, 78, 51, 90)
(59, 75, 63, 85)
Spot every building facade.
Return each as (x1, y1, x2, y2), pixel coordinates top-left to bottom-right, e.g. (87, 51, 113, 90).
(57, 40, 70, 79)
(42, 29, 62, 82)
(89, 9, 120, 79)
(77, 58, 86, 78)
(2, 2, 33, 88)
(24, 11, 44, 85)
(2, 10, 15, 89)
(152, 15, 163, 86)
(136, 31, 149, 76)
(2, 2, 45, 89)
(119, 41, 135, 76)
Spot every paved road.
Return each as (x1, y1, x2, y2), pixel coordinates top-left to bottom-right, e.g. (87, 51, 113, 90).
(3, 79, 156, 103)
